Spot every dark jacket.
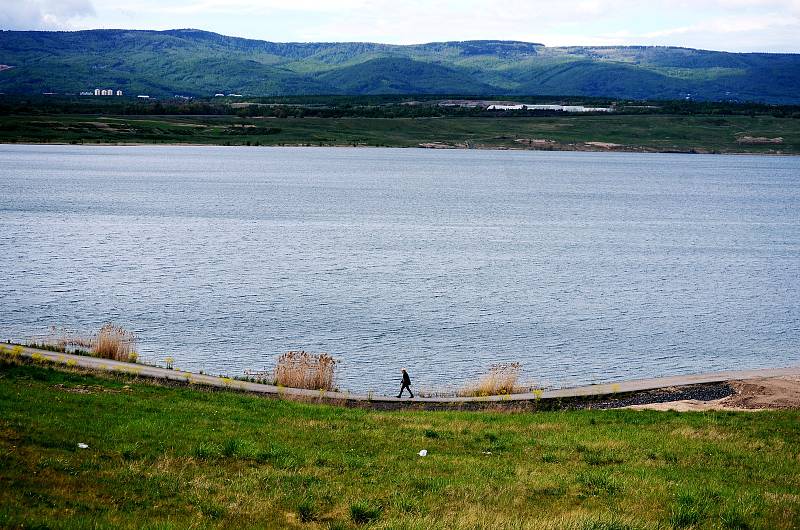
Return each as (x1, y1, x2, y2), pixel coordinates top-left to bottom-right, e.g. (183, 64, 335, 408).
(402, 371, 411, 386)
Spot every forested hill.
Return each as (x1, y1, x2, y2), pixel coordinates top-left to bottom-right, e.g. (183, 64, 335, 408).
(1, 29, 799, 103)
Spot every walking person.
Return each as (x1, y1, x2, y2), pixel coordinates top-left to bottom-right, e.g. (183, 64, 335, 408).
(397, 368, 414, 398)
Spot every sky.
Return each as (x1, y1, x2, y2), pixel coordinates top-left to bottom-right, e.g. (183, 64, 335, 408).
(1, 0, 799, 52)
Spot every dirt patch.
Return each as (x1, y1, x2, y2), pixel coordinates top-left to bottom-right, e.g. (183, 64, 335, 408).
(419, 142, 458, 149)
(724, 375, 800, 409)
(627, 399, 753, 412)
(84, 122, 115, 129)
(627, 375, 800, 411)
(737, 136, 784, 144)
(53, 383, 129, 394)
(584, 141, 623, 149)
(78, 122, 136, 133)
(515, 138, 557, 146)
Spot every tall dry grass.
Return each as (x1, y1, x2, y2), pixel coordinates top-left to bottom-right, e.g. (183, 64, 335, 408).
(459, 362, 522, 397)
(92, 323, 137, 362)
(274, 351, 337, 391)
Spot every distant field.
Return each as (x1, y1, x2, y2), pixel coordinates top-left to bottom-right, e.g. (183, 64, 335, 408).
(2, 114, 799, 154)
(1, 360, 799, 529)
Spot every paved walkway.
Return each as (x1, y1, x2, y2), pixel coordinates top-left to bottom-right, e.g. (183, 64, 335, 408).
(4, 343, 800, 407)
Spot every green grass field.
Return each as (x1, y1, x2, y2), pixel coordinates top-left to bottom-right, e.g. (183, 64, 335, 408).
(1, 360, 799, 529)
(2, 114, 799, 154)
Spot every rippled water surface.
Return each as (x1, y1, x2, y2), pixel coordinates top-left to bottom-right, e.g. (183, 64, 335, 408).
(1, 145, 799, 394)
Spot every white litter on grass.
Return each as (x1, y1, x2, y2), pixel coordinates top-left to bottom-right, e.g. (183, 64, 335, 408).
(418, 449, 427, 457)
(482, 451, 492, 455)
(77, 443, 88, 449)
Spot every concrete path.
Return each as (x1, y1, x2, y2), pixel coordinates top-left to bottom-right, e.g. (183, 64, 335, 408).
(5, 342, 800, 408)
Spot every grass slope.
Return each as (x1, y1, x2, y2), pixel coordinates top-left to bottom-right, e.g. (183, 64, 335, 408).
(1, 29, 799, 102)
(2, 114, 799, 154)
(1, 361, 799, 529)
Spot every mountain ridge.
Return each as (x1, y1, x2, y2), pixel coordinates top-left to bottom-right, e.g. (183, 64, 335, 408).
(1, 29, 798, 103)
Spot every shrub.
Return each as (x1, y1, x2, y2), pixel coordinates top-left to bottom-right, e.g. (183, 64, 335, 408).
(92, 323, 137, 362)
(296, 497, 319, 522)
(255, 443, 300, 469)
(576, 470, 620, 497)
(721, 501, 755, 530)
(459, 362, 522, 397)
(192, 443, 219, 460)
(669, 490, 711, 528)
(198, 501, 225, 519)
(273, 351, 337, 391)
(349, 500, 382, 525)
(221, 438, 242, 457)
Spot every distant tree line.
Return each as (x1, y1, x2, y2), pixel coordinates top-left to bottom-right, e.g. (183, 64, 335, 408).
(1, 95, 798, 119)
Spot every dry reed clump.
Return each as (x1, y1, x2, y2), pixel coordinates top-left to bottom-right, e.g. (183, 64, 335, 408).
(92, 323, 137, 362)
(273, 351, 337, 391)
(459, 362, 522, 397)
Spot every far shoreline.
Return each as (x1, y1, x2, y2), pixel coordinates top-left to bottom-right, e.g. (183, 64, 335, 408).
(4, 113, 797, 155)
(2, 141, 798, 157)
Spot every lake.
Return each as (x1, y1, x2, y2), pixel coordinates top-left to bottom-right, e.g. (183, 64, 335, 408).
(1, 144, 798, 394)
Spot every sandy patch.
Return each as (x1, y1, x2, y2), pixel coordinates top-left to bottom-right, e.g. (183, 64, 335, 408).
(515, 138, 557, 146)
(627, 375, 800, 411)
(584, 141, 623, 149)
(724, 375, 800, 409)
(419, 142, 459, 149)
(737, 136, 784, 144)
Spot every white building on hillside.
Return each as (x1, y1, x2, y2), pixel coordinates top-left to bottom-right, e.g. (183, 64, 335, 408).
(487, 104, 525, 110)
(489, 103, 612, 112)
(92, 88, 124, 96)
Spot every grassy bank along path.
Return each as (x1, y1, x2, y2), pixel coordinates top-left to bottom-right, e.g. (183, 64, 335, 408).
(1, 357, 799, 529)
(3, 343, 800, 408)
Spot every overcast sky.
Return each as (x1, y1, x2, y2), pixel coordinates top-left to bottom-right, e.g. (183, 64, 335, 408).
(2, 0, 799, 52)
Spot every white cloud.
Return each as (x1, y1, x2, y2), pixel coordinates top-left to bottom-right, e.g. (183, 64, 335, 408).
(125, 0, 369, 16)
(1, 0, 798, 52)
(633, 13, 800, 51)
(0, 0, 95, 30)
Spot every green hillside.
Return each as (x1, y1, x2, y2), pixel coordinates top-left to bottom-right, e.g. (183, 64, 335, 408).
(315, 57, 497, 94)
(1, 29, 799, 102)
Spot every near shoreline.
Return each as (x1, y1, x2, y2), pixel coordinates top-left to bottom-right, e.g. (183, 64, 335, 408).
(5, 343, 799, 412)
